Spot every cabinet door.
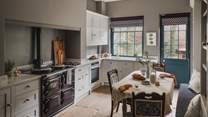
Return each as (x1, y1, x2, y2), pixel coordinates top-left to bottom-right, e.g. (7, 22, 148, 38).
(99, 16, 108, 45)
(86, 27, 93, 46)
(0, 88, 11, 117)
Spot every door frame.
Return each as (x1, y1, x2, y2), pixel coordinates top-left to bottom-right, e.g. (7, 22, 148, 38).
(160, 13, 191, 80)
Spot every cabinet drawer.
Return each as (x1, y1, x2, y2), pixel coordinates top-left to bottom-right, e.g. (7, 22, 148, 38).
(15, 90, 39, 114)
(15, 106, 39, 117)
(15, 80, 39, 96)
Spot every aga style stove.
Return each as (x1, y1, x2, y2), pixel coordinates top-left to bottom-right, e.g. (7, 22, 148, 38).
(40, 68, 75, 117)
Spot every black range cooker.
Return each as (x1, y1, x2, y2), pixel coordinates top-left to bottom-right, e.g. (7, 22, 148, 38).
(40, 68, 75, 117)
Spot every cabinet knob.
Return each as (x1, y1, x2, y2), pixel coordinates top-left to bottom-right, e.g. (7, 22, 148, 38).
(6, 104, 11, 107)
(24, 99, 30, 103)
(202, 42, 208, 46)
(25, 85, 31, 88)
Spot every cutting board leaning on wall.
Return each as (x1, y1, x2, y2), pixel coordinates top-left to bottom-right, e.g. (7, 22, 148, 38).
(53, 38, 64, 65)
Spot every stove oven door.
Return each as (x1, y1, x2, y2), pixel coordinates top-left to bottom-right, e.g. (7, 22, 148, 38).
(61, 88, 74, 107)
(43, 75, 61, 97)
(43, 94, 62, 117)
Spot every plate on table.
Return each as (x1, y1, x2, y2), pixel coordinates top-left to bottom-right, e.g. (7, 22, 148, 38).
(118, 84, 133, 93)
(132, 73, 145, 81)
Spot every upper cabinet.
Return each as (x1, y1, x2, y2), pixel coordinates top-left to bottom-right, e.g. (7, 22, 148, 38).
(86, 10, 109, 46)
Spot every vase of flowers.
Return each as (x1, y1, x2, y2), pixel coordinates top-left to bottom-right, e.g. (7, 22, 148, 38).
(138, 51, 151, 78)
(5, 60, 15, 78)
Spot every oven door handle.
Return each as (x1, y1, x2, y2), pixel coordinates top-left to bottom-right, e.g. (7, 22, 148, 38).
(91, 66, 99, 70)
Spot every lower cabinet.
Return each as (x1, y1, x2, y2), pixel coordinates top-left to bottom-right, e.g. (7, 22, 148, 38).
(13, 79, 40, 117)
(0, 88, 11, 117)
(15, 106, 39, 117)
(0, 79, 40, 117)
(75, 64, 91, 103)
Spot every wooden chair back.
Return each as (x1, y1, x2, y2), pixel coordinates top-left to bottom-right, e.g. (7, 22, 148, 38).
(132, 92, 165, 117)
(107, 69, 119, 95)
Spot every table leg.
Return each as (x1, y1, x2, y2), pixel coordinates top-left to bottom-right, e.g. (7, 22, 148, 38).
(122, 99, 127, 117)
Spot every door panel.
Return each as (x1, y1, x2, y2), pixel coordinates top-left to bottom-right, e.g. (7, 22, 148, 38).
(160, 14, 190, 86)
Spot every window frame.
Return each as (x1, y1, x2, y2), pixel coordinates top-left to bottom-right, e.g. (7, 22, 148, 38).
(110, 16, 144, 57)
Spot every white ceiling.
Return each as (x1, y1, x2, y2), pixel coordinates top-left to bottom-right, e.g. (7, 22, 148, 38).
(94, 0, 121, 2)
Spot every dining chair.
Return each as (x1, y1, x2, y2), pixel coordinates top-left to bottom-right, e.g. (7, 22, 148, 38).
(152, 63, 165, 72)
(130, 92, 166, 117)
(107, 69, 121, 117)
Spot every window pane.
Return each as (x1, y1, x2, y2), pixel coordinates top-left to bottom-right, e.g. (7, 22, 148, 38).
(135, 32, 143, 56)
(127, 44, 134, 56)
(120, 32, 127, 43)
(179, 25, 186, 31)
(164, 32, 170, 46)
(135, 43, 142, 56)
(135, 32, 142, 44)
(120, 44, 128, 56)
(164, 26, 170, 31)
(114, 27, 120, 32)
(128, 27, 136, 31)
(170, 25, 178, 30)
(128, 32, 134, 43)
(179, 31, 186, 59)
(136, 26, 143, 31)
(120, 27, 128, 31)
(164, 29, 179, 59)
(113, 33, 120, 43)
(113, 44, 118, 55)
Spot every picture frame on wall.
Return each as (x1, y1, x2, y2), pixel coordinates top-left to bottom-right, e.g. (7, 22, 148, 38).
(146, 32, 157, 46)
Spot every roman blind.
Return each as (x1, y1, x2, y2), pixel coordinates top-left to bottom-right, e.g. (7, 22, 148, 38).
(111, 16, 144, 27)
(161, 16, 189, 25)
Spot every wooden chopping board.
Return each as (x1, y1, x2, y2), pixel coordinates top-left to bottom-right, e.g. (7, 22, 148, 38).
(53, 38, 64, 65)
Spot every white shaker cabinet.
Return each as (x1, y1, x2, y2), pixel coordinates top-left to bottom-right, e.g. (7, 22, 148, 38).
(86, 10, 109, 46)
(13, 79, 40, 117)
(0, 78, 40, 117)
(75, 64, 91, 103)
(0, 88, 11, 117)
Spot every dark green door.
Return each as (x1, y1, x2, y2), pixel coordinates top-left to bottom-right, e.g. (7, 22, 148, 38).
(160, 13, 190, 86)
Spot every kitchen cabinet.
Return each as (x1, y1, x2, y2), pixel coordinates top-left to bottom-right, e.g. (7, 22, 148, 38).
(86, 10, 109, 46)
(12, 79, 40, 117)
(75, 64, 91, 103)
(0, 88, 11, 117)
(0, 78, 40, 117)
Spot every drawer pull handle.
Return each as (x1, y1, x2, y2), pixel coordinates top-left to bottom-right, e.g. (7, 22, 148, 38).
(6, 104, 11, 107)
(25, 85, 31, 88)
(24, 99, 30, 103)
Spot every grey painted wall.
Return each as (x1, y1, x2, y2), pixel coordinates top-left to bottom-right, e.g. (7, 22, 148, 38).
(5, 24, 32, 66)
(0, 0, 87, 74)
(2, 0, 86, 28)
(40, 28, 67, 62)
(87, 0, 97, 12)
(0, 18, 4, 75)
(106, 0, 191, 56)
